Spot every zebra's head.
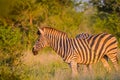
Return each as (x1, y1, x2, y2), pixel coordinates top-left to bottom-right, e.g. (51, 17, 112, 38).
(32, 28, 48, 55)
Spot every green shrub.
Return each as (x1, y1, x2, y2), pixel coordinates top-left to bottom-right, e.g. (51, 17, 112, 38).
(0, 26, 23, 80)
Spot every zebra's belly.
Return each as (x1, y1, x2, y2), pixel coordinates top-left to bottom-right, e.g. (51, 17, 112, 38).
(78, 59, 100, 65)
(76, 53, 101, 65)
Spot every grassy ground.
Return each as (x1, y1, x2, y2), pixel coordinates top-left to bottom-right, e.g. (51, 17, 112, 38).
(20, 51, 120, 80)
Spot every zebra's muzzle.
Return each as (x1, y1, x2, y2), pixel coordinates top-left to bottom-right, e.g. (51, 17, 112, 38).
(32, 48, 38, 55)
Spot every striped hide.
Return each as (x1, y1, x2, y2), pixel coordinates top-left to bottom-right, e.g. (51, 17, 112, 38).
(32, 27, 119, 77)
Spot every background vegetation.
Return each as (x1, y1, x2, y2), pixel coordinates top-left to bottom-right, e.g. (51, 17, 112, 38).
(0, 0, 120, 80)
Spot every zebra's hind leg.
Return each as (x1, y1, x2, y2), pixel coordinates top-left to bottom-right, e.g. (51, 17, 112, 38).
(101, 57, 111, 72)
(107, 54, 119, 71)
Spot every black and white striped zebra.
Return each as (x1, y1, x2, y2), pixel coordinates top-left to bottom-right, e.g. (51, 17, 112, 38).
(32, 27, 119, 77)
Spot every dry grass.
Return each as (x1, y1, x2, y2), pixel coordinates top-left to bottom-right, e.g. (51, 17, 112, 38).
(20, 51, 120, 80)
(22, 51, 63, 65)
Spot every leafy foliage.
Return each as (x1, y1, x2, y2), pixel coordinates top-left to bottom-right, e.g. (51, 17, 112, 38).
(89, 0, 120, 14)
(0, 26, 23, 80)
(0, 0, 120, 80)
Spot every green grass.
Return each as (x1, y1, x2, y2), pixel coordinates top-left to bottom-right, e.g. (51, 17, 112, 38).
(1, 51, 120, 80)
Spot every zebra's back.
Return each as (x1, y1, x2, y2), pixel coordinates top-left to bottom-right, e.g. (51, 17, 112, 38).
(76, 33, 90, 39)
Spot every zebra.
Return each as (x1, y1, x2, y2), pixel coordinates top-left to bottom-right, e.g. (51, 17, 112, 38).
(32, 27, 119, 77)
(76, 33, 91, 39)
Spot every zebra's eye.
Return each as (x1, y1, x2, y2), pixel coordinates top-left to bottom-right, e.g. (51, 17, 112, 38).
(37, 30, 41, 35)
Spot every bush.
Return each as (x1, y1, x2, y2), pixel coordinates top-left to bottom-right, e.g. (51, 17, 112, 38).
(0, 26, 23, 80)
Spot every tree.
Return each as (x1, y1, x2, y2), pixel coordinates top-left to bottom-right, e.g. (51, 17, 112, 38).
(89, 0, 120, 15)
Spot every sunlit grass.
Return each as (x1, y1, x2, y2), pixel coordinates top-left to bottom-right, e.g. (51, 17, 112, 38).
(1, 50, 120, 80)
(18, 51, 120, 80)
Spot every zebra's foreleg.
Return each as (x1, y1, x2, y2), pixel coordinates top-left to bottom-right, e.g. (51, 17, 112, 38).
(101, 57, 111, 72)
(83, 64, 92, 74)
(70, 61, 78, 78)
(85, 64, 91, 72)
(83, 64, 89, 73)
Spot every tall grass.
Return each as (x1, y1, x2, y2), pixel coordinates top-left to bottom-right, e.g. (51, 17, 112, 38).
(17, 51, 120, 80)
(0, 49, 120, 80)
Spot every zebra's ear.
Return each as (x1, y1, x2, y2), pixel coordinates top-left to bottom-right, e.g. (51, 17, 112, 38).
(38, 27, 44, 34)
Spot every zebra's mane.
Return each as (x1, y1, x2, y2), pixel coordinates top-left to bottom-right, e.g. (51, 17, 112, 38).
(41, 27, 68, 37)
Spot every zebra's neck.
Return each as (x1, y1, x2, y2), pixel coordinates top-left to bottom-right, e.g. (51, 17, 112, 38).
(46, 34, 69, 58)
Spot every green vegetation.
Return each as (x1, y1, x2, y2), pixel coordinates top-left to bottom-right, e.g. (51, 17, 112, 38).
(0, 0, 120, 80)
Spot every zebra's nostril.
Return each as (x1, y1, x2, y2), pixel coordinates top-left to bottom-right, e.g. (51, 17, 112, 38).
(32, 48, 35, 53)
